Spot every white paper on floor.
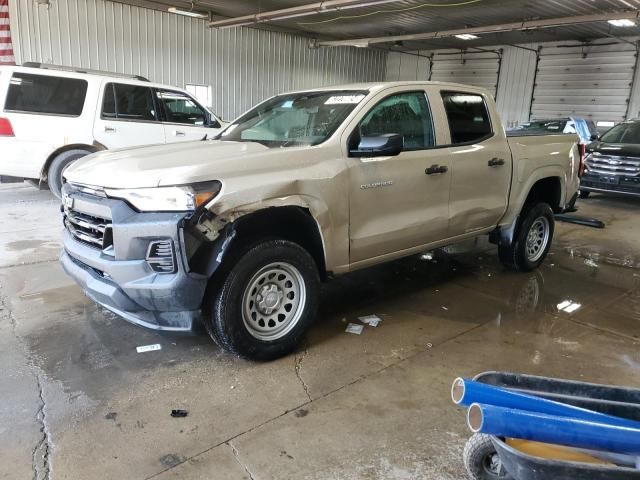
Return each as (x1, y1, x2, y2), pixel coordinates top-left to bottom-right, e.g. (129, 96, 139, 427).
(345, 323, 364, 335)
(136, 344, 162, 353)
(358, 314, 382, 327)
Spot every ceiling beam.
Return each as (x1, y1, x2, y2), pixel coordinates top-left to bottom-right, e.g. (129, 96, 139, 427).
(207, 0, 403, 29)
(313, 10, 640, 47)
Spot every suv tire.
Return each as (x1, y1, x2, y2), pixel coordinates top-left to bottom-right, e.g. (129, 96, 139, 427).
(498, 203, 554, 272)
(204, 239, 320, 361)
(48, 149, 92, 199)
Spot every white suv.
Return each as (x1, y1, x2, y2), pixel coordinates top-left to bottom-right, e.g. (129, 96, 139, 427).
(0, 63, 225, 197)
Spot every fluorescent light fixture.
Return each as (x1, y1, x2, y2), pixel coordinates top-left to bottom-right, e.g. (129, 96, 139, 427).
(168, 7, 208, 19)
(455, 34, 479, 40)
(353, 42, 369, 48)
(608, 19, 636, 27)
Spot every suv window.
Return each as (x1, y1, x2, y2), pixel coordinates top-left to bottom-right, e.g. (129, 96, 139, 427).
(441, 91, 492, 144)
(355, 92, 434, 150)
(5, 73, 87, 116)
(102, 83, 157, 121)
(156, 89, 212, 126)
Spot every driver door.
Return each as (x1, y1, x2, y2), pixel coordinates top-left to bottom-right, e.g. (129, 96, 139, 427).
(348, 90, 452, 264)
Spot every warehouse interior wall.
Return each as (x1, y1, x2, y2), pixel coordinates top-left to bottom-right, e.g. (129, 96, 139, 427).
(387, 38, 640, 129)
(8, 0, 387, 121)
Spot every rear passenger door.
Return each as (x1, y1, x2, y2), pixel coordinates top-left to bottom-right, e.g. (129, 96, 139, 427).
(154, 89, 222, 142)
(93, 82, 165, 149)
(440, 91, 511, 237)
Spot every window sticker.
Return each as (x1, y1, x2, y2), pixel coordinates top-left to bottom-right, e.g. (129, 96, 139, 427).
(325, 94, 365, 105)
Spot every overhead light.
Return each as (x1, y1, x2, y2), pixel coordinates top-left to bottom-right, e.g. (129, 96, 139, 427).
(455, 34, 479, 40)
(353, 42, 369, 48)
(608, 19, 636, 27)
(168, 7, 208, 19)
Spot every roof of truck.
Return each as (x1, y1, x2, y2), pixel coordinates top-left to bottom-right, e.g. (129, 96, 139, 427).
(284, 81, 492, 96)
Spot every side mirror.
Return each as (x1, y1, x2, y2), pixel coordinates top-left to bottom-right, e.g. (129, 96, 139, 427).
(350, 134, 403, 158)
(207, 113, 221, 129)
(590, 133, 599, 141)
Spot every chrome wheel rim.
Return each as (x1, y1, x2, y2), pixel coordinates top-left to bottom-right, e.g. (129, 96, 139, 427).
(241, 262, 306, 341)
(526, 217, 550, 262)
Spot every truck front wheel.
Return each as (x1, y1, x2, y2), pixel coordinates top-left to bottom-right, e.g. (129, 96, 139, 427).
(498, 203, 554, 272)
(204, 239, 320, 361)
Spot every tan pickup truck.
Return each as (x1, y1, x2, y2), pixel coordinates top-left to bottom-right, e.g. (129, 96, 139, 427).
(60, 81, 581, 360)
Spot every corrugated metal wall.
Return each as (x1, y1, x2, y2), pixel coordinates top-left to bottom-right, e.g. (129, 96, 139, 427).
(8, 0, 386, 121)
(430, 50, 501, 97)
(495, 45, 537, 129)
(385, 50, 431, 81)
(531, 43, 638, 124)
(386, 40, 640, 128)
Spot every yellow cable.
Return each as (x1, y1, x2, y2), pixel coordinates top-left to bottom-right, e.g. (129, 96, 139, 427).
(297, 0, 483, 26)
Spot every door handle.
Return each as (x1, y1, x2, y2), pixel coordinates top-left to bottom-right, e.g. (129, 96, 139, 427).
(173, 130, 186, 137)
(425, 164, 448, 175)
(488, 157, 505, 167)
(104, 126, 116, 132)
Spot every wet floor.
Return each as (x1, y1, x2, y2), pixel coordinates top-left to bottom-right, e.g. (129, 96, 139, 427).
(1, 182, 639, 479)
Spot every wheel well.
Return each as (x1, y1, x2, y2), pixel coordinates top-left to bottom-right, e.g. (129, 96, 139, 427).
(524, 177, 562, 213)
(41, 143, 100, 181)
(228, 206, 327, 278)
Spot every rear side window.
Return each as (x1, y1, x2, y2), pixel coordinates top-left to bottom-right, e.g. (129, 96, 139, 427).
(441, 91, 492, 144)
(4, 73, 87, 116)
(102, 83, 157, 121)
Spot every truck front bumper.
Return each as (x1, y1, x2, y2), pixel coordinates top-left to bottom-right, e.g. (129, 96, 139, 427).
(60, 185, 208, 332)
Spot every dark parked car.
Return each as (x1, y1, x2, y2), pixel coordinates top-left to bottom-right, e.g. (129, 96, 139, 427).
(580, 119, 640, 199)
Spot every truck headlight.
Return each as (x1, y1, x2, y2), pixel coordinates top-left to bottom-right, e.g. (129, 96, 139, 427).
(105, 181, 221, 212)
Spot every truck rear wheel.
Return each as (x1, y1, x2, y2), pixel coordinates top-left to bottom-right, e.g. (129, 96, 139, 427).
(48, 149, 92, 199)
(204, 239, 320, 361)
(498, 203, 554, 272)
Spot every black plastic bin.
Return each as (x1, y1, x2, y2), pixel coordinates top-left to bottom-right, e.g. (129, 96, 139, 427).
(462, 372, 640, 480)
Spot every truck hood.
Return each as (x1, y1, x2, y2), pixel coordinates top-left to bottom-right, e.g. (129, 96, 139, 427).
(63, 141, 272, 189)
(588, 142, 640, 159)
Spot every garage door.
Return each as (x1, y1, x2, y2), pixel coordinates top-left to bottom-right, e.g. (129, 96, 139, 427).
(429, 51, 501, 97)
(531, 43, 638, 124)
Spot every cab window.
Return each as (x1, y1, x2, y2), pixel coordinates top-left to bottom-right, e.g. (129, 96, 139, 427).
(441, 91, 492, 144)
(353, 91, 434, 151)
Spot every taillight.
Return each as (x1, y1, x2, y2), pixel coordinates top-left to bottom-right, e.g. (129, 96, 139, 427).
(0, 117, 14, 137)
(578, 143, 586, 177)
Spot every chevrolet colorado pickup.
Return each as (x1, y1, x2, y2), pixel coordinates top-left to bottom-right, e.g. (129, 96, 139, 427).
(60, 82, 580, 360)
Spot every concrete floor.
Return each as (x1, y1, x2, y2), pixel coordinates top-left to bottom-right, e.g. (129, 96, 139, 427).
(1, 182, 639, 480)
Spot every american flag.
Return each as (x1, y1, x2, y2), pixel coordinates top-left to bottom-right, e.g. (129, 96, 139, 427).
(0, 0, 16, 65)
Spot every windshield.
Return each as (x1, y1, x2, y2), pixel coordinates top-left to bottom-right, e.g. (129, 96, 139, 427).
(600, 121, 640, 144)
(516, 120, 568, 133)
(217, 90, 368, 147)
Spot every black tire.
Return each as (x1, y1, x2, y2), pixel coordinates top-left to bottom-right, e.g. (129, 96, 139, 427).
(578, 190, 590, 199)
(463, 434, 513, 480)
(204, 239, 320, 361)
(498, 202, 554, 272)
(47, 149, 92, 199)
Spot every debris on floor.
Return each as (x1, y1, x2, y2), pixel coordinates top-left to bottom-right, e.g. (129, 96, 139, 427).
(170, 409, 188, 418)
(557, 300, 582, 313)
(584, 258, 599, 268)
(136, 343, 162, 353)
(345, 323, 364, 335)
(358, 314, 382, 327)
(441, 306, 449, 311)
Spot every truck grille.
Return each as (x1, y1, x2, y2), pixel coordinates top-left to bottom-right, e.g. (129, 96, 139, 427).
(64, 208, 112, 249)
(586, 154, 640, 176)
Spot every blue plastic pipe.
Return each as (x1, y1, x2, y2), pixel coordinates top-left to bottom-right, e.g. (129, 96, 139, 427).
(468, 403, 640, 455)
(452, 377, 640, 429)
